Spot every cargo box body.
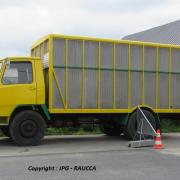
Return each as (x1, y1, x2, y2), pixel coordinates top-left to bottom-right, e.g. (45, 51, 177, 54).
(31, 34, 180, 114)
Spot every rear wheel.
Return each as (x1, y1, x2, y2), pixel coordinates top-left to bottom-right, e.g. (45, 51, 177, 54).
(10, 110, 46, 146)
(123, 109, 157, 140)
(1, 126, 11, 138)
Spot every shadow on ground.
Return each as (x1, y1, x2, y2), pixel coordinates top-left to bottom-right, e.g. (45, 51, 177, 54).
(0, 134, 127, 147)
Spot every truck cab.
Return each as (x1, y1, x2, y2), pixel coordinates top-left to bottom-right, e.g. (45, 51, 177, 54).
(0, 57, 47, 146)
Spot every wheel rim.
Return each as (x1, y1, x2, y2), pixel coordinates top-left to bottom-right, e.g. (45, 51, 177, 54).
(19, 120, 38, 138)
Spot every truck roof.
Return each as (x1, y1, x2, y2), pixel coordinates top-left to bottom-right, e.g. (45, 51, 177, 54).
(0, 57, 41, 61)
(31, 34, 180, 50)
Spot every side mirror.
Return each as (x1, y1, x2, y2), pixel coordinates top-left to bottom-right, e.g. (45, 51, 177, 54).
(3, 68, 18, 84)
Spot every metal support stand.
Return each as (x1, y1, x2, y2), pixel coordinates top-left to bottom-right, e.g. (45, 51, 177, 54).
(128, 106, 157, 148)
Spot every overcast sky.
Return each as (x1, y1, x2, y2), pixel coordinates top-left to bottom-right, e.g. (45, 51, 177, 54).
(0, 0, 179, 58)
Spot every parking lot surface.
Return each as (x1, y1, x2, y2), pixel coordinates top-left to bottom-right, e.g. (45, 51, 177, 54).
(0, 133, 180, 180)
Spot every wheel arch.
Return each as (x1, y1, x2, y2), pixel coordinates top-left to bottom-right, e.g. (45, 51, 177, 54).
(129, 105, 160, 128)
(8, 105, 50, 125)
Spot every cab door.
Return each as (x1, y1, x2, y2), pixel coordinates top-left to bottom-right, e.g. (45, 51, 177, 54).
(0, 60, 36, 115)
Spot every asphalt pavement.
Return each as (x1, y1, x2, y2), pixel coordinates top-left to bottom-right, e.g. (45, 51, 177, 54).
(0, 133, 179, 180)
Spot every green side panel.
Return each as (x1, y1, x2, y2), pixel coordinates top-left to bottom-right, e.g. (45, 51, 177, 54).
(40, 104, 51, 120)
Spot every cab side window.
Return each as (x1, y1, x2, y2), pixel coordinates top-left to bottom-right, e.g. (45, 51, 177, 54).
(2, 62, 33, 85)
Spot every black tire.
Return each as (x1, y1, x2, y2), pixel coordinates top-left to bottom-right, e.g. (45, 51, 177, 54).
(123, 109, 157, 140)
(10, 110, 46, 146)
(1, 126, 11, 138)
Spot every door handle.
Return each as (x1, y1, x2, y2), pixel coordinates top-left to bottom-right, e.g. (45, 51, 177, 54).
(29, 86, 36, 90)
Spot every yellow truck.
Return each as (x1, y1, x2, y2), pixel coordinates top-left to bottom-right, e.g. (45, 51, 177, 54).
(0, 34, 180, 145)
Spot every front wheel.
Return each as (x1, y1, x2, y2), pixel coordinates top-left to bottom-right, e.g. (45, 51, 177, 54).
(10, 110, 46, 146)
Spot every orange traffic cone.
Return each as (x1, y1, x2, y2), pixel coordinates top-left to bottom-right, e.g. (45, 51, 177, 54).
(154, 129, 164, 149)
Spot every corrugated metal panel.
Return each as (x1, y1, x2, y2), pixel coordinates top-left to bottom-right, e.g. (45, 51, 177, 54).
(40, 44, 44, 58)
(144, 47, 156, 108)
(68, 40, 82, 108)
(116, 72, 128, 108)
(158, 48, 169, 72)
(130, 45, 142, 70)
(53, 78, 64, 108)
(144, 47, 156, 71)
(158, 74, 168, 108)
(100, 43, 113, 108)
(68, 40, 82, 66)
(36, 46, 40, 57)
(53, 68, 66, 108)
(171, 74, 180, 108)
(32, 40, 49, 68)
(84, 70, 98, 108)
(115, 44, 128, 108)
(100, 42, 113, 68)
(158, 48, 169, 108)
(116, 44, 128, 69)
(52, 39, 66, 109)
(130, 45, 142, 107)
(171, 49, 180, 73)
(144, 73, 156, 108)
(44, 40, 49, 54)
(53, 38, 66, 66)
(84, 41, 98, 108)
(100, 71, 113, 108)
(68, 69, 82, 108)
(84, 41, 98, 67)
(171, 49, 180, 108)
(131, 72, 142, 107)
